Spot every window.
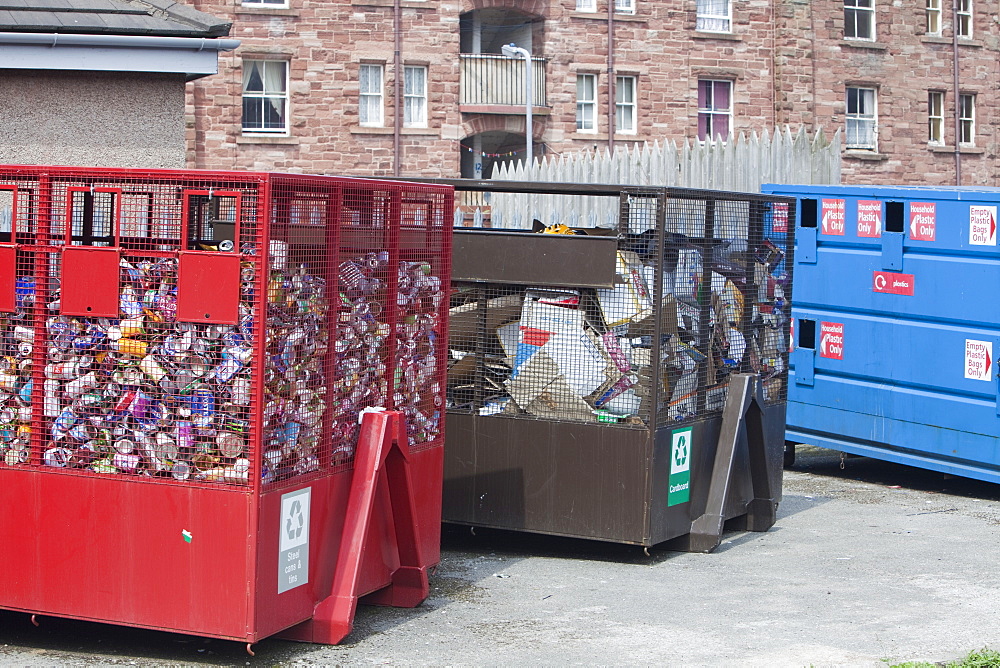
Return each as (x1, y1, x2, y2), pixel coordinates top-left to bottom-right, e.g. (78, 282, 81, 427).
(698, 80, 732, 141)
(928, 91, 945, 144)
(615, 0, 635, 14)
(404, 65, 427, 128)
(576, 0, 596, 10)
(844, 0, 874, 40)
(957, 0, 972, 37)
(576, 74, 597, 133)
(846, 87, 877, 150)
(697, 0, 731, 32)
(242, 60, 288, 134)
(926, 0, 941, 34)
(359, 64, 384, 127)
(615, 75, 637, 134)
(960, 93, 975, 144)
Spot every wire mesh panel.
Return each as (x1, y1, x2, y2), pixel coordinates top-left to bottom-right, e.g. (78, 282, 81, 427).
(0, 167, 455, 490)
(446, 183, 794, 431)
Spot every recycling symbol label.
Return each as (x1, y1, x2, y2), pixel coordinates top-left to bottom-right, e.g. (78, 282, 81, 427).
(286, 500, 305, 540)
(671, 431, 690, 474)
(668, 427, 692, 507)
(278, 487, 311, 594)
(279, 488, 310, 552)
(674, 436, 689, 469)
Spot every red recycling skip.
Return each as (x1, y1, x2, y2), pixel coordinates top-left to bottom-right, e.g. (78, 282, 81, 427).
(872, 271, 915, 296)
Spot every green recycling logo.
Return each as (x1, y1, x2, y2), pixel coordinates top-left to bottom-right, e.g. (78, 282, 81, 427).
(286, 500, 305, 540)
(668, 427, 692, 506)
(674, 435, 689, 469)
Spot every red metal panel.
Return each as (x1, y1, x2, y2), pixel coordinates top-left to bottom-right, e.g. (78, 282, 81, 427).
(0, 470, 254, 640)
(176, 251, 241, 324)
(60, 246, 120, 317)
(0, 245, 16, 313)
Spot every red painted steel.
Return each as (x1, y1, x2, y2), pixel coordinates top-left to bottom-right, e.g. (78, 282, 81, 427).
(0, 245, 17, 313)
(176, 252, 241, 324)
(279, 410, 433, 644)
(0, 165, 453, 646)
(60, 246, 121, 317)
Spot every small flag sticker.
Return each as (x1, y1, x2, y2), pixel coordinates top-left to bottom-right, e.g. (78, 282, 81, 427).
(182, 529, 193, 543)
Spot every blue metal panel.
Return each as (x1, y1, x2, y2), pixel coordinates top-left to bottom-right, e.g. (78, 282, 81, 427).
(764, 183, 1000, 481)
(881, 231, 903, 270)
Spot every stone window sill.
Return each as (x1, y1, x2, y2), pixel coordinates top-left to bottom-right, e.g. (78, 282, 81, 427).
(351, 0, 432, 7)
(237, 135, 298, 145)
(568, 11, 645, 22)
(841, 39, 888, 51)
(843, 150, 887, 161)
(235, 7, 298, 17)
(930, 144, 984, 154)
(692, 31, 741, 41)
(921, 35, 982, 47)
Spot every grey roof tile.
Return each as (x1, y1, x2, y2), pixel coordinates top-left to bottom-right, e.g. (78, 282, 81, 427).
(0, 0, 230, 37)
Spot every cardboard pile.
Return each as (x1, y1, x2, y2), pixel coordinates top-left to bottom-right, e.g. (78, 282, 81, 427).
(447, 230, 789, 425)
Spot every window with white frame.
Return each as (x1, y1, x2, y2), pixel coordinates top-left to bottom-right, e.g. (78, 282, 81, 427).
(844, 0, 875, 40)
(404, 65, 427, 128)
(576, 74, 598, 133)
(242, 59, 288, 133)
(698, 79, 732, 141)
(925, 0, 941, 34)
(959, 93, 975, 144)
(928, 91, 944, 144)
(697, 0, 731, 32)
(957, 0, 972, 37)
(359, 63, 384, 127)
(846, 86, 877, 150)
(615, 75, 637, 134)
(576, 0, 597, 11)
(615, 0, 635, 14)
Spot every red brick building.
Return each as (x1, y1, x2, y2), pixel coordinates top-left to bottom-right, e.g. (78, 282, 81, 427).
(186, 0, 999, 186)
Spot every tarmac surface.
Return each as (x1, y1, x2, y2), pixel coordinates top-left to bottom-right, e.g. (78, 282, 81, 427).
(3, 445, 1000, 667)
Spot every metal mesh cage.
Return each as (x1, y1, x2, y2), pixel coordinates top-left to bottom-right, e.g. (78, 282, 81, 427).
(0, 166, 452, 490)
(445, 182, 794, 430)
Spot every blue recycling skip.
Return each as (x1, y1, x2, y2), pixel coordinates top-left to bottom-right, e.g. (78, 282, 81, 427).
(762, 184, 1000, 483)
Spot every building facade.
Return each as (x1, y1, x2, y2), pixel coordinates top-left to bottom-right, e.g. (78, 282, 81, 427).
(0, 0, 236, 169)
(186, 0, 1000, 186)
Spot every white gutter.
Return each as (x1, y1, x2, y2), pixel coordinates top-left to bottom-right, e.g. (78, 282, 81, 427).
(0, 32, 240, 80)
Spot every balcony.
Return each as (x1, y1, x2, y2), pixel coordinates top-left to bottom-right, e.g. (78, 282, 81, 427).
(459, 54, 549, 115)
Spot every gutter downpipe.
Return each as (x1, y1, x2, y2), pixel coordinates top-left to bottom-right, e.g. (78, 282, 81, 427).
(952, 0, 962, 185)
(394, 0, 402, 177)
(607, 1, 615, 152)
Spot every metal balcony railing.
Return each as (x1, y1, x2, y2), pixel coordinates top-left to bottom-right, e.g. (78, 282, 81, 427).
(459, 54, 547, 108)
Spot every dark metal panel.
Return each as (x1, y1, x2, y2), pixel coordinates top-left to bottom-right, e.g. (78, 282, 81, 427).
(452, 230, 618, 288)
(443, 414, 651, 544)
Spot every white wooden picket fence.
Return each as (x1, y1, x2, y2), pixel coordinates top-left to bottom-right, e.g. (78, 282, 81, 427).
(457, 126, 841, 230)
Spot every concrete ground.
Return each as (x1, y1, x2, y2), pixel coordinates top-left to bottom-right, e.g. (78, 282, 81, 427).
(3, 446, 1000, 667)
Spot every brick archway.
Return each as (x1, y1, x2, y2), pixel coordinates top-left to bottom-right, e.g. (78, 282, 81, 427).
(460, 0, 545, 19)
(461, 114, 545, 142)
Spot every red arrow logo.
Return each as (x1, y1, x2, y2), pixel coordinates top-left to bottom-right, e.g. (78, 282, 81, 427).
(991, 212, 996, 240)
(987, 347, 993, 376)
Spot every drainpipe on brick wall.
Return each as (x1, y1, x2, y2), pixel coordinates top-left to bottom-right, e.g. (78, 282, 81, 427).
(393, 0, 402, 177)
(607, 1, 615, 151)
(952, 0, 961, 185)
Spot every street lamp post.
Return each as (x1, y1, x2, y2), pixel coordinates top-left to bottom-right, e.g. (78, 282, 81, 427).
(501, 42, 532, 168)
